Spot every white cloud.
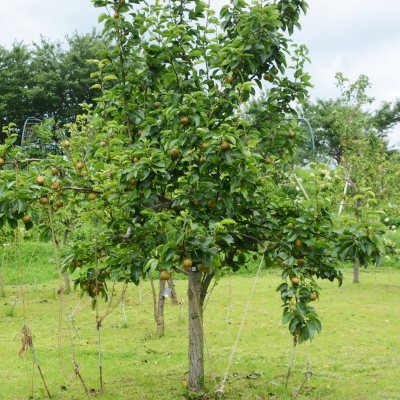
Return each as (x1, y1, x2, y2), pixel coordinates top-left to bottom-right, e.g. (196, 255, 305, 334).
(292, 0, 400, 148)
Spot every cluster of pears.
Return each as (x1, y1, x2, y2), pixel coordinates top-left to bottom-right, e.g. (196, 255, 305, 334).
(287, 258, 318, 301)
(81, 271, 111, 295)
(182, 258, 210, 274)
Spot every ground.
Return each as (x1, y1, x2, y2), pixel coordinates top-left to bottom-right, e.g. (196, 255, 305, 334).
(1, 265, 399, 400)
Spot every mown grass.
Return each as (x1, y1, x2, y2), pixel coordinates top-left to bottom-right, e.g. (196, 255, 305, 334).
(1, 259, 399, 399)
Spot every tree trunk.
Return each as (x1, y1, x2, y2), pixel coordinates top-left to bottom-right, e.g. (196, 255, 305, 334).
(353, 258, 359, 283)
(167, 276, 179, 305)
(63, 229, 71, 291)
(148, 272, 165, 336)
(157, 277, 166, 335)
(188, 268, 204, 394)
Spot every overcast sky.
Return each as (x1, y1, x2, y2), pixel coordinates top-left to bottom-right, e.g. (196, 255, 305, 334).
(1, 0, 399, 147)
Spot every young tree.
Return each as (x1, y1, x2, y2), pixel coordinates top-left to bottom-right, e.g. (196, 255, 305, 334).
(0, 0, 383, 396)
(298, 74, 400, 164)
(321, 75, 400, 282)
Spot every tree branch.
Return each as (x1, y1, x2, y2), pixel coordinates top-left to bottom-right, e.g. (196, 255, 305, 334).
(227, 231, 265, 248)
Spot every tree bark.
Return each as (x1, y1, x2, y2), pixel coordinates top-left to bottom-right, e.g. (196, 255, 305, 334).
(167, 276, 179, 305)
(188, 268, 205, 394)
(63, 229, 71, 291)
(353, 258, 359, 283)
(148, 272, 165, 336)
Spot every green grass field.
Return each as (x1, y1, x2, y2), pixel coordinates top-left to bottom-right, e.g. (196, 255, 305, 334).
(1, 262, 400, 399)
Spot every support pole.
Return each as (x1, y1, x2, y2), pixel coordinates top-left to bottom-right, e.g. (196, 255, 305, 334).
(29, 344, 52, 399)
(11, 298, 18, 314)
(75, 363, 92, 400)
(225, 305, 232, 325)
(286, 162, 310, 201)
(69, 317, 81, 339)
(121, 300, 128, 327)
(97, 323, 103, 393)
(180, 299, 184, 320)
(285, 336, 298, 389)
(338, 168, 351, 217)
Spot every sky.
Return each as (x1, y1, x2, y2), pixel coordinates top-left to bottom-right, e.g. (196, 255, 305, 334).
(1, 0, 399, 147)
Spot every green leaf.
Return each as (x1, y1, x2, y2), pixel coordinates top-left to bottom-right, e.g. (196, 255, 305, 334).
(193, 114, 201, 127)
(165, 248, 176, 262)
(130, 265, 142, 285)
(103, 75, 118, 82)
(69, 265, 77, 274)
(282, 312, 294, 325)
(220, 218, 236, 225)
(7, 217, 17, 230)
(289, 317, 299, 333)
(295, 302, 307, 316)
(216, 233, 234, 245)
(60, 264, 69, 274)
(311, 318, 322, 333)
(171, 93, 181, 105)
(306, 320, 317, 338)
(189, 50, 202, 57)
(24, 221, 34, 231)
(98, 13, 108, 23)
(247, 139, 258, 148)
(203, 252, 213, 268)
(175, 230, 184, 245)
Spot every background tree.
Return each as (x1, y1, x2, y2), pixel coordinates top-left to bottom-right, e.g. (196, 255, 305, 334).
(0, 30, 111, 144)
(0, 42, 33, 143)
(316, 75, 400, 283)
(297, 74, 400, 164)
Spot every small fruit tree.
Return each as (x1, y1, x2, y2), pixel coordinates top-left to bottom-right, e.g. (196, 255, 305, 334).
(0, 0, 383, 395)
(322, 74, 400, 282)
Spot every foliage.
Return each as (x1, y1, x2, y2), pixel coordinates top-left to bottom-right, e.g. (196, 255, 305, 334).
(0, 30, 111, 144)
(383, 236, 399, 256)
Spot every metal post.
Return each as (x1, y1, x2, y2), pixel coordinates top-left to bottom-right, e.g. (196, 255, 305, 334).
(180, 299, 184, 320)
(11, 298, 18, 313)
(139, 286, 142, 302)
(97, 323, 103, 393)
(297, 118, 315, 158)
(121, 300, 128, 327)
(293, 371, 313, 399)
(34, 278, 38, 291)
(29, 343, 52, 398)
(285, 336, 298, 389)
(69, 317, 81, 339)
(225, 304, 232, 325)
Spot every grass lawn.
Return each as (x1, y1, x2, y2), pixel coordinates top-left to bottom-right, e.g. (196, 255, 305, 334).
(1, 266, 399, 399)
